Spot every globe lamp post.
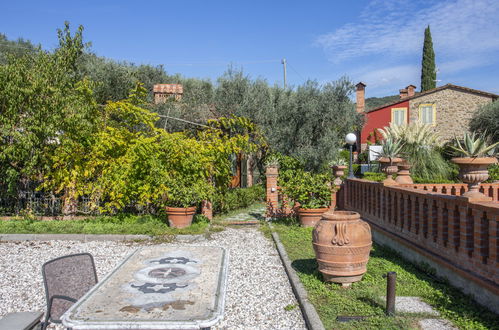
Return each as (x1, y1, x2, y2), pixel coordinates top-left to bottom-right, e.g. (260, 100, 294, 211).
(345, 133, 357, 178)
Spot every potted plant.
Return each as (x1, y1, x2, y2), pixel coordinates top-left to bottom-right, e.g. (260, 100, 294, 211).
(264, 154, 280, 175)
(449, 132, 498, 200)
(329, 157, 348, 186)
(279, 169, 331, 227)
(375, 138, 404, 185)
(164, 177, 214, 228)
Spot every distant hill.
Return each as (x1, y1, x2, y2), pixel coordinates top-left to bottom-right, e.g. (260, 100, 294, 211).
(365, 94, 399, 110)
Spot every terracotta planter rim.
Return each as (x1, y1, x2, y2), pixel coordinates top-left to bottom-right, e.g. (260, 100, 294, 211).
(322, 210, 360, 221)
(165, 206, 197, 214)
(378, 157, 403, 163)
(298, 207, 329, 213)
(332, 165, 348, 169)
(451, 157, 497, 165)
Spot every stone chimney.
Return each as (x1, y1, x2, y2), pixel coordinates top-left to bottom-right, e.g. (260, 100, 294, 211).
(406, 85, 416, 97)
(399, 88, 408, 99)
(356, 82, 366, 113)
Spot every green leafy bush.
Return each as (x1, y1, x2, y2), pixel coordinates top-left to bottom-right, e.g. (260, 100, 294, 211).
(279, 169, 331, 209)
(487, 163, 499, 182)
(362, 172, 386, 182)
(212, 185, 264, 214)
(470, 100, 499, 143)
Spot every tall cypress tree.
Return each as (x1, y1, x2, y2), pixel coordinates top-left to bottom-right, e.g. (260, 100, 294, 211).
(421, 25, 436, 92)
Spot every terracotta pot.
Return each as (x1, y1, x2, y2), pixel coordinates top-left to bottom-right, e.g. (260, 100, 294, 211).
(298, 207, 329, 227)
(395, 160, 413, 184)
(379, 157, 402, 184)
(332, 165, 347, 186)
(312, 210, 372, 285)
(451, 157, 498, 200)
(165, 206, 196, 228)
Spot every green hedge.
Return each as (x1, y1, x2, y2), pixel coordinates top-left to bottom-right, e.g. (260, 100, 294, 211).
(212, 185, 265, 214)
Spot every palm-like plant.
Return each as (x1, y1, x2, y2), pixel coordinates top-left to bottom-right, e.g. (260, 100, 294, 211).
(449, 132, 499, 157)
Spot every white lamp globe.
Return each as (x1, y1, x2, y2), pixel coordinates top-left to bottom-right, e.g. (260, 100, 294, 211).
(345, 133, 357, 145)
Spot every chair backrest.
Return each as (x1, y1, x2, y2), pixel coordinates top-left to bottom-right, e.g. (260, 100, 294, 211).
(42, 253, 98, 323)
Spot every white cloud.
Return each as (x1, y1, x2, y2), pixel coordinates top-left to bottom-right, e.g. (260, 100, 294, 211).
(355, 64, 420, 89)
(316, 0, 499, 64)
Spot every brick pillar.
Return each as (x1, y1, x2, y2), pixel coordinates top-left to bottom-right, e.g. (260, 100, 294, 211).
(265, 166, 279, 218)
(201, 200, 213, 221)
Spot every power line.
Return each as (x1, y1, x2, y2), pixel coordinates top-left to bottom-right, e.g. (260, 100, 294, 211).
(156, 114, 212, 129)
(287, 62, 307, 82)
(161, 59, 280, 67)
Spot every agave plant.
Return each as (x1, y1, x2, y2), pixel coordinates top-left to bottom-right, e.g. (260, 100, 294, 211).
(375, 138, 404, 165)
(450, 132, 499, 158)
(328, 155, 348, 167)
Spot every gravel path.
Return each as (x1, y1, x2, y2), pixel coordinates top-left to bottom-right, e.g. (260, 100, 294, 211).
(0, 227, 306, 329)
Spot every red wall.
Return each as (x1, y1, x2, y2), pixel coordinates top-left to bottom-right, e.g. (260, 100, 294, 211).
(360, 100, 409, 145)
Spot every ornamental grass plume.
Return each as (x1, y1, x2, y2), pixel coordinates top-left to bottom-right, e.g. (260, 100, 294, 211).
(377, 123, 452, 181)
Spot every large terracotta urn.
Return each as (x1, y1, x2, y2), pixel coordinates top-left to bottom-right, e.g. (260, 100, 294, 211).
(298, 207, 329, 227)
(451, 157, 498, 200)
(165, 206, 196, 228)
(379, 157, 403, 185)
(395, 160, 413, 184)
(312, 210, 372, 286)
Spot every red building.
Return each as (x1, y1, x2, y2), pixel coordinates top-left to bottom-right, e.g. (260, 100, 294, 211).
(356, 82, 497, 151)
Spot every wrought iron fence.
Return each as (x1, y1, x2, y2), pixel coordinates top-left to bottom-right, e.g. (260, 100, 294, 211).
(0, 190, 158, 217)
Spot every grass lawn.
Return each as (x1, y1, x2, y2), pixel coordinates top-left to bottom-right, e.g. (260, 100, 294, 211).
(265, 223, 498, 330)
(0, 214, 212, 236)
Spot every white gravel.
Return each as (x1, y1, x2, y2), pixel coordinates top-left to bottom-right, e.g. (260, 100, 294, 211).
(0, 227, 306, 329)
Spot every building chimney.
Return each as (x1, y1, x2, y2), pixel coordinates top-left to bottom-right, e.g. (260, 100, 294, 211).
(356, 82, 366, 113)
(406, 85, 416, 97)
(399, 88, 408, 99)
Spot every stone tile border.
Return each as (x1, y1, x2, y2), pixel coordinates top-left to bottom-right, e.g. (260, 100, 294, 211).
(0, 233, 153, 242)
(271, 231, 325, 330)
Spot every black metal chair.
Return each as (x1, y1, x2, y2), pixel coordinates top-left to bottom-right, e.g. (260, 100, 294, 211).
(41, 253, 98, 330)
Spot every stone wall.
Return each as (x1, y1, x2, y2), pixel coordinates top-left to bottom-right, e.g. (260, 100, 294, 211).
(408, 87, 494, 142)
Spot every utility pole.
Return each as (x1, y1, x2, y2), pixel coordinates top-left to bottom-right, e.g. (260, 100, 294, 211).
(281, 58, 287, 89)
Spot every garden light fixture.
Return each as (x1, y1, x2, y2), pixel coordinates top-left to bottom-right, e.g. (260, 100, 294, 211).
(345, 133, 357, 178)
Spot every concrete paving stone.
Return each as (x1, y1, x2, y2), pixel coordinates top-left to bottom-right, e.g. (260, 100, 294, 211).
(419, 318, 457, 330)
(380, 296, 439, 315)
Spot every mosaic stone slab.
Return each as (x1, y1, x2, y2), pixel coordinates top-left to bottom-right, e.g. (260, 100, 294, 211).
(62, 246, 228, 329)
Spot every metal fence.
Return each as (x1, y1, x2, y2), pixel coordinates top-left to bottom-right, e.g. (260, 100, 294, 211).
(0, 190, 158, 217)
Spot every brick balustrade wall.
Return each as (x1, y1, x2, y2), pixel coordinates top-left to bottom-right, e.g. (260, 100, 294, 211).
(400, 183, 499, 201)
(344, 178, 498, 306)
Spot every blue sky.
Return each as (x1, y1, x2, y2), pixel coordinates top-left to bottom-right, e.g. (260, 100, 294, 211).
(1, 0, 498, 97)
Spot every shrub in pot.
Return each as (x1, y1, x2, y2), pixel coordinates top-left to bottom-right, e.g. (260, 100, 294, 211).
(279, 169, 331, 227)
(449, 132, 498, 200)
(164, 176, 214, 228)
